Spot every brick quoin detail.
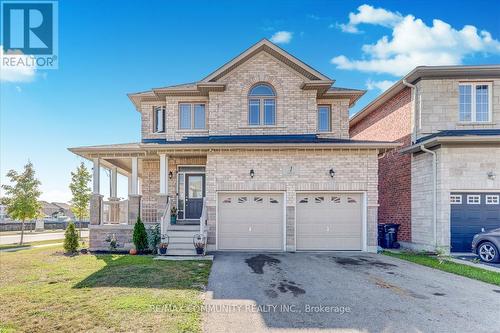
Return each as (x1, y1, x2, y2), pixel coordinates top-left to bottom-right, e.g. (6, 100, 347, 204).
(350, 88, 412, 241)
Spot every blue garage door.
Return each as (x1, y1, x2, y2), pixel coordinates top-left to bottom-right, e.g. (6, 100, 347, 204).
(450, 192, 500, 252)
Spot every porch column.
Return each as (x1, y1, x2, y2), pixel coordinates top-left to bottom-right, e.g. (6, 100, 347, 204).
(108, 167, 120, 223)
(128, 157, 141, 224)
(90, 158, 102, 225)
(93, 158, 100, 194)
(157, 153, 170, 223)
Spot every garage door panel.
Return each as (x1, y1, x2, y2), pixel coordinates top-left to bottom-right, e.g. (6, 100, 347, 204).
(218, 193, 284, 251)
(451, 192, 500, 252)
(296, 193, 363, 251)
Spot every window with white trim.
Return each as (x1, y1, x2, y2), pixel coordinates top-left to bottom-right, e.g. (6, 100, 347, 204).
(317, 105, 331, 132)
(486, 195, 499, 205)
(248, 83, 276, 126)
(459, 83, 492, 122)
(153, 106, 165, 133)
(467, 195, 481, 205)
(450, 195, 462, 204)
(179, 103, 206, 130)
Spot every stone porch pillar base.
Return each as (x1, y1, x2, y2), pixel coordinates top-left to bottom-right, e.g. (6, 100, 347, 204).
(90, 194, 103, 225)
(128, 194, 142, 225)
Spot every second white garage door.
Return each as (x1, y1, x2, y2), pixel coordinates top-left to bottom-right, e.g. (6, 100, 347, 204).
(296, 193, 363, 251)
(218, 193, 284, 251)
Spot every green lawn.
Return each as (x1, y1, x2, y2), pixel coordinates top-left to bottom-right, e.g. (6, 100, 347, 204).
(384, 251, 500, 286)
(0, 245, 212, 332)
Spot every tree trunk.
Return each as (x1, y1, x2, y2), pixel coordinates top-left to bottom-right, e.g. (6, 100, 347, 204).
(20, 219, 25, 245)
(78, 214, 82, 239)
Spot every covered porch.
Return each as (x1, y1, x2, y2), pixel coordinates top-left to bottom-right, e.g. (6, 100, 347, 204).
(68, 143, 208, 251)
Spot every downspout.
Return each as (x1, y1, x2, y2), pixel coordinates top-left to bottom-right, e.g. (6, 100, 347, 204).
(420, 145, 438, 249)
(402, 79, 417, 143)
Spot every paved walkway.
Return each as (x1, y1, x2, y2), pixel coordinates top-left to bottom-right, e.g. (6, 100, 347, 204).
(204, 252, 500, 333)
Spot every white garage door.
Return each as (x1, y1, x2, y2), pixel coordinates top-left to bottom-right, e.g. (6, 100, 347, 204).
(218, 193, 284, 251)
(296, 193, 363, 251)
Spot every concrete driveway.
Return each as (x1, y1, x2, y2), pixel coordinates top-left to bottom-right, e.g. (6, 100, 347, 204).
(203, 252, 500, 333)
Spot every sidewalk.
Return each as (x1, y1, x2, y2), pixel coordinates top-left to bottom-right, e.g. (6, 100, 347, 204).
(0, 230, 89, 245)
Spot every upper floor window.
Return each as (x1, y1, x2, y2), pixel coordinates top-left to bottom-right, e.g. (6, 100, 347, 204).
(248, 83, 276, 126)
(459, 83, 492, 122)
(317, 105, 331, 132)
(153, 106, 165, 133)
(179, 103, 206, 130)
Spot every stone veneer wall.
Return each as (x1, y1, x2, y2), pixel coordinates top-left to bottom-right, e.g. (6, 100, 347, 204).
(416, 78, 500, 138)
(205, 149, 379, 251)
(411, 146, 500, 253)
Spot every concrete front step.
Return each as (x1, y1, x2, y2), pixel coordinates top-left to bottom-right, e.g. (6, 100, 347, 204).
(165, 249, 198, 256)
(166, 230, 200, 238)
(169, 237, 196, 244)
(168, 224, 200, 231)
(168, 243, 196, 250)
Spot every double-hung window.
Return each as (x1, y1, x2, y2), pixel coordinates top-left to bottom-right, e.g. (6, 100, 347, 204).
(248, 83, 276, 126)
(153, 106, 165, 133)
(459, 82, 492, 122)
(317, 105, 331, 132)
(179, 103, 206, 130)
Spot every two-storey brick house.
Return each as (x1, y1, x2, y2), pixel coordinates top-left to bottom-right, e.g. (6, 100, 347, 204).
(350, 65, 500, 254)
(70, 39, 396, 254)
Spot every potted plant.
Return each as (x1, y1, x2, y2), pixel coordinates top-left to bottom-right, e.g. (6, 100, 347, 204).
(105, 233, 119, 252)
(158, 234, 169, 255)
(170, 206, 178, 224)
(193, 234, 206, 255)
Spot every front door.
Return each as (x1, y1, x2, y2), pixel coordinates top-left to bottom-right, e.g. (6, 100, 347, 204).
(184, 174, 205, 219)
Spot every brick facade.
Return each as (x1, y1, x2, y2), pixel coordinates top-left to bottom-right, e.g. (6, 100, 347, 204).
(350, 88, 412, 241)
(141, 51, 351, 141)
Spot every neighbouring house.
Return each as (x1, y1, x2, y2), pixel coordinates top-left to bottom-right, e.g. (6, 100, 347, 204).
(350, 65, 500, 253)
(69, 39, 397, 254)
(40, 201, 75, 220)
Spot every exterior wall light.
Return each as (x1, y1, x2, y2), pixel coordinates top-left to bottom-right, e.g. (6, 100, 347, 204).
(169, 171, 173, 179)
(329, 169, 335, 178)
(487, 171, 496, 180)
(250, 169, 255, 178)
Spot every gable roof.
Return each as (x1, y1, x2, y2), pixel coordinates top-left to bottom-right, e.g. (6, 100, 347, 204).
(201, 39, 332, 82)
(350, 65, 500, 127)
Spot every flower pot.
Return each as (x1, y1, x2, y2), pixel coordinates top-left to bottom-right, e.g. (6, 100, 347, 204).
(159, 247, 167, 255)
(170, 216, 177, 224)
(195, 247, 204, 255)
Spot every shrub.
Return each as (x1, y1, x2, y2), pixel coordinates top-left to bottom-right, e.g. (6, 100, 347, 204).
(148, 224, 161, 251)
(132, 217, 148, 252)
(64, 221, 79, 254)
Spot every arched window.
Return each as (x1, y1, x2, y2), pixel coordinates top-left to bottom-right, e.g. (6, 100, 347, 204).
(248, 83, 276, 126)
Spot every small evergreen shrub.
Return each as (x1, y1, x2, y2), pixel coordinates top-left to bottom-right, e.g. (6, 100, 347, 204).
(64, 221, 79, 254)
(132, 217, 148, 252)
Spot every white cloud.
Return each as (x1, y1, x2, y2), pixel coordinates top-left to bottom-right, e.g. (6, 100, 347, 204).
(339, 4, 402, 33)
(270, 31, 293, 44)
(332, 6, 500, 76)
(366, 79, 395, 91)
(0, 47, 37, 82)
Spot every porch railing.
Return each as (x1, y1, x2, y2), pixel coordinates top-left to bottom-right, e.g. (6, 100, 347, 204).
(102, 199, 128, 225)
(160, 197, 171, 236)
(199, 197, 207, 236)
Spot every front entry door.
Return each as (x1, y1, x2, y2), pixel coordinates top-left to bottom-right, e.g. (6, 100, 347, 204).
(184, 174, 205, 219)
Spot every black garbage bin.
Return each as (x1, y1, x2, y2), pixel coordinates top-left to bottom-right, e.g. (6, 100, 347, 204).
(378, 223, 401, 249)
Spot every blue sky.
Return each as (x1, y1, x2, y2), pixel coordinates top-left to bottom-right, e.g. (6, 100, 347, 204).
(1, 0, 500, 202)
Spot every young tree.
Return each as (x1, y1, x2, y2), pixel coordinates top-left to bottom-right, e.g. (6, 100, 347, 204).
(133, 217, 148, 252)
(69, 162, 92, 237)
(64, 221, 79, 254)
(2, 162, 42, 245)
